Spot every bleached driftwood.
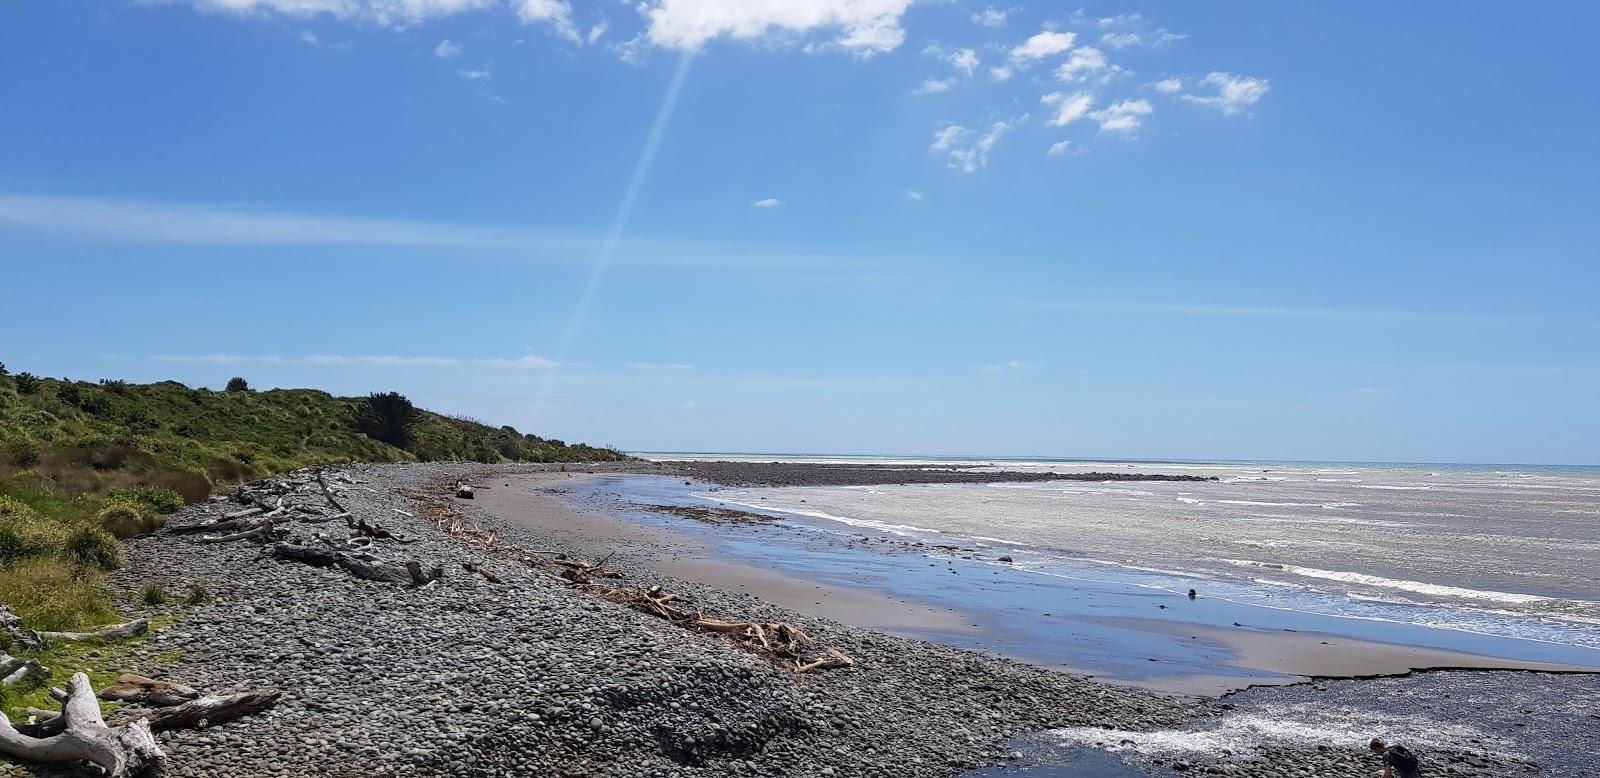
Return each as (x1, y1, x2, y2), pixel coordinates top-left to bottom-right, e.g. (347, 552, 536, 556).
(36, 619, 149, 643)
(0, 672, 167, 776)
(1, 605, 42, 652)
(0, 655, 50, 686)
(198, 518, 277, 544)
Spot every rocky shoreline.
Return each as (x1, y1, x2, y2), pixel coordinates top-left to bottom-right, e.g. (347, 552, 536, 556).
(1, 462, 1562, 777)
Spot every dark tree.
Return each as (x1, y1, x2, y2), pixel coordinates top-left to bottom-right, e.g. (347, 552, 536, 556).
(225, 377, 250, 392)
(354, 392, 417, 449)
(14, 372, 39, 394)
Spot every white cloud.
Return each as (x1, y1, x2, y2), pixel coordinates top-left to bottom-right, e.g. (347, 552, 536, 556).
(154, 353, 559, 369)
(1054, 46, 1105, 81)
(983, 359, 1027, 370)
(1010, 30, 1075, 62)
(1089, 98, 1152, 133)
(1093, 13, 1184, 49)
(1041, 90, 1093, 126)
(434, 38, 461, 58)
(1098, 13, 1139, 29)
(299, 30, 319, 44)
(970, 5, 1012, 27)
(586, 21, 607, 44)
(948, 47, 979, 76)
(752, 198, 782, 208)
(905, 189, 923, 200)
(516, 0, 579, 42)
(639, 0, 916, 56)
(190, 0, 493, 27)
(459, 67, 492, 79)
(989, 65, 1011, 82)
(929, 125, 966, 152)
(1154, 77, 1182, 94)
(1100, 32, 1139, 49)
(934, 120, 1011, 174)
(1181, 72, 1270, 115)
(1047, 140, 1070, 156)
(916, 77, 955, 94)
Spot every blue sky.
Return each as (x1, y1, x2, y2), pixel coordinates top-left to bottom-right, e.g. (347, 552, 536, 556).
(2, 1, 1597, 464)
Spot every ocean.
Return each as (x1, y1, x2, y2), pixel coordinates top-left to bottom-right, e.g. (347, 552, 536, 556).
(634, 454, 1600, 657)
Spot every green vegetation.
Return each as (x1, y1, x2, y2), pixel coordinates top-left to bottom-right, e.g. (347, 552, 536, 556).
(139, 583, 169, 606)
(0, 365, 627, 640)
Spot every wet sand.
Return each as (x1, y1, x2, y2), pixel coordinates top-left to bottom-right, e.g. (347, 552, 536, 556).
(477, 470, 1593, 696)
(474, 472, 973, 634)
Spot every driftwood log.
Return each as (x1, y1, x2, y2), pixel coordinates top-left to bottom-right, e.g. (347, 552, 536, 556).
(267, 543, 443, 586)
(107, 688, 281, 732)
(34, 619, 150, 643)
(0, 672, 167, 776)
(1, 605, 42, 652)
(98, 674, 200, 707)
(0, 654, 50, 686)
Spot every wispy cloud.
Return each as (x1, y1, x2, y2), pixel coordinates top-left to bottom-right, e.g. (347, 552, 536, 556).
(1180, 72, 1270, 115)
(152, 353, 559, 369)
(1033, 301, 1496, 324)
(0, 193, 849, 268)
(983, 359, 1028, 371)
(970, 6, 1014, 27)
(626, 362, 694, 370)
(434, 38, 462, 58)
(752, 197, 782, 208)
(915, 77, 955, 95)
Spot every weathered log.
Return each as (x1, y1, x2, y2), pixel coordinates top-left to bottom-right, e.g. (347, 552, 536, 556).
(297, 511, 352, 525)
(462, 562, 501, 584)
(1, 606, 42, 652)
(267, 543, 442, 587)
(36, 619, 149, 643)
(107, 688, 281, 733)
(0, 672, 167, 776)
(315, 469, 350, 516)
(98, 674, 200, 707)
(222, 505, 265, 521)
(1, 655, 50, 686)
(198, 518, 276, 544)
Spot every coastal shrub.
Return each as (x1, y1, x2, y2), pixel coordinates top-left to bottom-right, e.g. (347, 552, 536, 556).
(150, 470, 211, 504)
(63, 524, 122, 570)
(9, 441, 39, 468)
(0, 501, 67, 562)
(225, 377, 250, 393)
(121, 485, 185, 514)
(56, 382, 81, 406)
(97, 500, 162, 539)
(139, 583, 169, 606)
(13, 373, 39, 394)
(76, 391, 110, 416)
(0, 558, 118, 633)
(182, 582, 213, 606)
(354, 392, 417, 449)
